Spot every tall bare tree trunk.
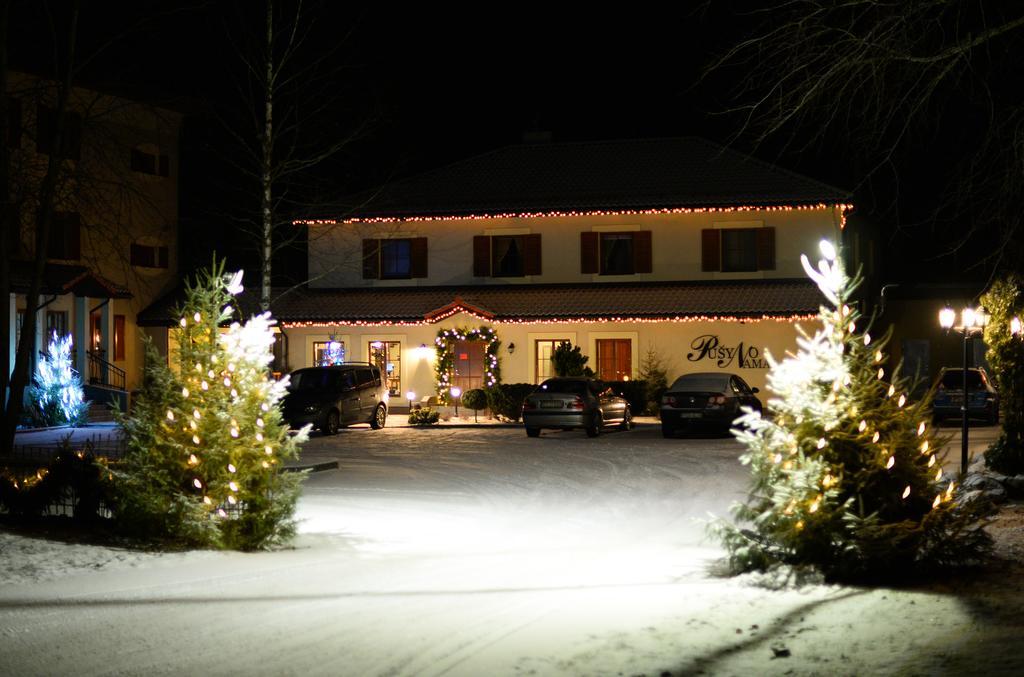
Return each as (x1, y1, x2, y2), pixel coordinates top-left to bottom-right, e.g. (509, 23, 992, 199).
(260, 0, 273, 312)
(1, 2, 79, 454)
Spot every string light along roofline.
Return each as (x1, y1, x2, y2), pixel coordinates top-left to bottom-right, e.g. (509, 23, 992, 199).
(282, 313, 818, 329)
(295, 202, 854, 228)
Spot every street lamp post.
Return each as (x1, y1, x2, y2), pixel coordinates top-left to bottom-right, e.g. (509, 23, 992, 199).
(450, 386, 462, 418)
(939, 305, 988, 475)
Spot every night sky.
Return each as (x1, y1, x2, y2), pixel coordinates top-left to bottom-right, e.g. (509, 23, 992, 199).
(7, 1, 1012, 289)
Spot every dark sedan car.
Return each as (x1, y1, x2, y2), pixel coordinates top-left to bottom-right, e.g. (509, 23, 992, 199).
(521, 377, 632, 438)
(660, 372, 762, 437)
(932, 367, 999, 424)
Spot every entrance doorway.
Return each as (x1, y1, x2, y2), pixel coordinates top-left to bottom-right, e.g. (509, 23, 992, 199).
(452, 340, 485, 392)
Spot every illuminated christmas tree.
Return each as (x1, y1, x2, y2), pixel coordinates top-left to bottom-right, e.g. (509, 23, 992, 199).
(115, 262, 307, 549)
(714, 241, 991, 580)
(27, 331, 88, 427)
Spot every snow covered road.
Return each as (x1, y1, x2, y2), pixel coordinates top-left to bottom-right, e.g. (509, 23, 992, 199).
(2, 424, 1021, 676)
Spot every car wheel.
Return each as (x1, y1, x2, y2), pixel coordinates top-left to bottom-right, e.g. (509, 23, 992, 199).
(324, 410, 340, 436)
(620, 408, 633, 431)
(526, 427, 541, 438)
(370, 404, 387, 429)
(585, 412, 602, 438)
(661, 422, 674, 438)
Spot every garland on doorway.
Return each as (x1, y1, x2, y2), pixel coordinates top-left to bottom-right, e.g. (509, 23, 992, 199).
(434, 326, 501, 401)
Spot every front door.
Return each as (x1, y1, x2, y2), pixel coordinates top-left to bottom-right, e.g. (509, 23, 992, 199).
(452, 340, 485, 393)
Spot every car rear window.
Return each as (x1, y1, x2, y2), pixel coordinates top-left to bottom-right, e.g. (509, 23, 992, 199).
(940, 371, 985, 389)
(538, 379, 589, 396)
(670, 374, 730, 392)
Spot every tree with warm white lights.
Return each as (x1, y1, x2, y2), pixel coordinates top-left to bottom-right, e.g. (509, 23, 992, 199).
(114, 261, 306, 550)
(714, 241, 991, 580)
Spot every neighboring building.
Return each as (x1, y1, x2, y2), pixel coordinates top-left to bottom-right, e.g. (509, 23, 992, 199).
(4, 72, 181, 409)
(141, 137, 852, 403)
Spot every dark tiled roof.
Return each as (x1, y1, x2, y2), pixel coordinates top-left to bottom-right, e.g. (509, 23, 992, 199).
(138, 279, 824, 326)
(339, 138, 850, 219)
(10, 260, 132, 298)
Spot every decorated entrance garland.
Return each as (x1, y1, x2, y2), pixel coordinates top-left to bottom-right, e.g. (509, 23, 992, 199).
(434, 326, 501, 401)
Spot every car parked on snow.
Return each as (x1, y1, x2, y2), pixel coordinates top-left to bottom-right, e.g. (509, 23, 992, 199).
(280, 363, 389, 434)
(521, 377, 632, 438)
(660, 372, 762, 437)
(932, 367, 999, 424)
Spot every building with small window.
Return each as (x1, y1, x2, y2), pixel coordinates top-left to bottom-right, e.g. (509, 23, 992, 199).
(4, 72, 181, 409)
(142, 137, 852, 404)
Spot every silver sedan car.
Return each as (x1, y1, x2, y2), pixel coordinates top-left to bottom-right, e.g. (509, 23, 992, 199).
(521, 377, 633, 438)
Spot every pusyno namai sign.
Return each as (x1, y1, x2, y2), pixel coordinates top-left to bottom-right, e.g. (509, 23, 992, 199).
(686, 334, 769, 370)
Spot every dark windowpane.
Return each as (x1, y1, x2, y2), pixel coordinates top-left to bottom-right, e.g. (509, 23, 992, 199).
(36, 105, 81, 160)
(721, 229, 758, 272)
(492, 235, 524, 277)
(131, 243, 155, 267)
(46, 311, 68, 339)
(48, 212, 80, 260)
(158, 246, 169, 268)
(380, 239, 411, 278)
(158, 154, 170, 177)
(600, 233, 634, 275)
(131, 147, 157, 174)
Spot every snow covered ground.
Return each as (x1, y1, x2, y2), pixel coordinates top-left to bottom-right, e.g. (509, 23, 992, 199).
(2, 423, 1022, 676)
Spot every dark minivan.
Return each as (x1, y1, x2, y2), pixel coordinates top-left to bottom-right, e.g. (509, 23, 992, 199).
(281, 364, 389, 434)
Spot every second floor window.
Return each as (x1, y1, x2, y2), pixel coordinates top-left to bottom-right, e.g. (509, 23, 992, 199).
(48, 212, 81, 260)
(131, 243, 169, 268)
(702, 227, 775, 272)
(131, 147, 170, 177)
(473, 234, 542, 277)
(36, 105, 82, 160)
(580, 231, 652, 275)
(363, 237, 428, 279)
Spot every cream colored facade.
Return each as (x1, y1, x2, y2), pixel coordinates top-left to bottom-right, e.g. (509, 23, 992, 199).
(6, 73, 180, 400)
(309, 206, 844, 288)
(283, 313, 809, 399)
(289, 205, 845, 403)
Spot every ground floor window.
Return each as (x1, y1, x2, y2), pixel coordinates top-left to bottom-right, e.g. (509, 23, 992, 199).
(534, 338, 569, 383)
(369, 340, 402, 396)
(313, 339, 345, 366)
(46, 310, 67, 340)
(595, 338, 632, 381)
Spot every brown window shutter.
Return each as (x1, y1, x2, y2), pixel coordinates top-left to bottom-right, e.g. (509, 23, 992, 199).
(114, 315, 126, 361)
(756, 227, 776, 270)
(473, 235, 491, 277)
(633, 230, 652, 274)
(701, 229, 720, 272)
(580, 232, 599, 274)
(410, 237, 428, 278)
(523, 234, 542, 275)
(362, 238, 380, 279)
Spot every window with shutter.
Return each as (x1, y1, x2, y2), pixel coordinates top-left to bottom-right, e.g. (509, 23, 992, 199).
(580, 232, 599, 274)
(705, 227, 775, 272)
(473, 236, 490, 277)
(410, 237, 428, 278)
(362, 239, 380, 279)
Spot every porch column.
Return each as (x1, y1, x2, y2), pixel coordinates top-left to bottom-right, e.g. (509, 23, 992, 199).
(3, 293, 13, 405)
(100, 301, 113, 371)
(74, 295, 88, 378)
(31, 302, 44, 378)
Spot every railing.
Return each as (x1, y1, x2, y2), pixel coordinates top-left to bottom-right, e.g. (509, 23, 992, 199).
(87, 350, 126, 391)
